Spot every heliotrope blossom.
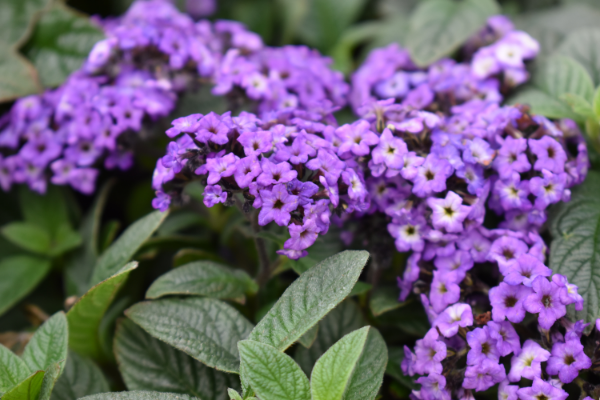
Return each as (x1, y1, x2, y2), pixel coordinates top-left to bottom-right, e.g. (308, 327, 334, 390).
(0, 0, 348, 195)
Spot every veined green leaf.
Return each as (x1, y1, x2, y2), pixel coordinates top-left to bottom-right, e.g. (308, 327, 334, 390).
(39, 363, 62, 400)
(1, 222, 51, 255)
(406, 0, 498, 67)
(22, 312, 68, 373)
(508, 87, 577, 120)
(0, 48, 41, 102)
(0, 344, 31, 394)
(146, 261, 257, 300)
(0, 255, 52, 316)
(81, 392, 199, 400)
(556, 28, 600, 86)
(311, 326, 387, 400)
(91, 210, 167, 285)
(549, 171, 600, 325)
(114, 319, 239, 399)
(295, 300, 366, 375)
(21, 3, 105, 88)
(238, 340, 310, 400)
(560, 93, 595, 120)
(249, 251, 369, 351)
(51, 351, 109, 400)
(67, 262, 138, 359)
(19, 186, 71, 238)
(126, 297, 254, 374)
(2, 370, 45, 400)
(534, 54, 594, 103)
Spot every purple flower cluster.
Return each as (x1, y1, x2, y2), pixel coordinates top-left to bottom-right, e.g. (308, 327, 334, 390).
(340, 15, 592, 399)
(0, 0, 347, 195)
(151, 108, 369, 259)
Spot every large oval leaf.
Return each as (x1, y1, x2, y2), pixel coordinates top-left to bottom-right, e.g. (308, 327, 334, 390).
(550, 171, 600, 325)
(406, 0, 498, 67)
(67, 262, 138, 359)
(114, 318, 239, 399)
(51, 351, 109, 400)
(2, 370, 46, 400)
(0, 344, 31, 394)
(22, 311, 68, 373)
(238, 340, 310, 400)
(0, 255, 52, 317)
(249, 250, 369, 351)
(91, 210, 168, 286)
(125, 297, 254, 374)
(146, 261, 257, 301)
(556, 28, 600, 86)
(311, 326, 387, 400)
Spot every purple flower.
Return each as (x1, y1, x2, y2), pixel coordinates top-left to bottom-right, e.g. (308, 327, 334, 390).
(529, 170, 567, 210)
(507, 339, 550, 382)
(413, 328, 447, 375)
(487, 321, 520, 356)
(371, 128, 407, 170)
(503, 253, 551, 286)
(342, 169, 368, 202)
(416, 373, 450, 400)
(463, 359, 506, 392)
(489, 282, 531, 323)
(434, 303, 473, 337)
(152, 190, 171, 211)
(427, 191, 471, 233)
(69, 168, 98, 194)
(284, 220, 319, 251)
(411, 154, 453, 198)
(287, 179, 318, 206)
(523, 276, 567, 329)
(388, 219, 425, 252)
(336, 120, 379, 157)
(493, 137, 530, 179)
(276, 248, 308, 260)
(195, 112, 230, 145)
(463, 137, 495, 166)
(430, 270, 461, 313)
(488, 236, 528, 272)
(434, 250, 473, 281)
(494, 174, 531, 211)
(517, 378, 568, 400)
(257, 159, 297, 186)
(306, 149, 345, 186)
(166, 114, 201, 137)
(234, 156, 261, 188)
(258, 184, 298, 226)
(466, 326, 500, 365)
(206, 153, 238, 185)
(498, 380, 519, 400)
(528, 136, 567, 173)
(546, 339, 591, 383)
(238, 130, 272, 156)
(203, 185, 228, 207)
(552, 274, 584, 311)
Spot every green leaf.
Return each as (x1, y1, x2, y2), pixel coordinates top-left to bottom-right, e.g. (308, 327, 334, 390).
(238, 340, 310, 400)
(555, 28, 600, 86)
(560, 93, 596, 120)
(0, 0, 49, 46)
(65, 181, 114, 297)
(385, 347, 416, 390)
(2, 370, 45, 400)
(67, 262, 138, 359)
(310, 326, 387, 400)
(406, 0, 498, 67)
(249, 250, 369, 351)
(22, 311, 68, 373)
(295, 300, 366, 375)
(549, 171, 600, 324)
(81, 392, 199, 400)
(125, 297, 254, 374)
(0, 49, 41, 102)
(50, 351, 109, 400)
(50, 225, 82, 257)
(21, 3, 105, 88)
(534, 55, 595, 103)
(146, 261, 258, 301)
(91, 210, 168, 285)
(369, 287, 407, 317)
(1, 222, 52, 255)
(227, 389, 243, 400)
(593, 86, 600, 121)
(19, 185, 70, 238)
(298, 325, 319, 349)
(172, 248, 225, 268)
(508, 87, 578, 120)
(0, 255, 52, 316)
(39, 363, 62, 400)
(114, 318, 239, 399)
(0, 344, 31, 394)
